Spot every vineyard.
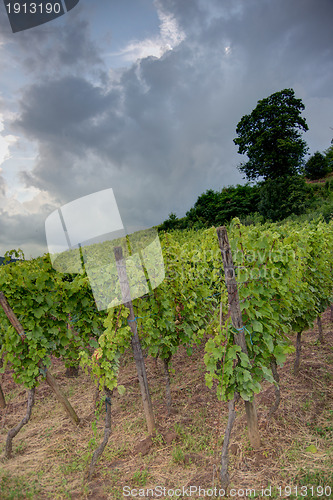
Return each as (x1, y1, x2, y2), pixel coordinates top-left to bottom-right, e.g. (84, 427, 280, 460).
(0, 217, 332, 499)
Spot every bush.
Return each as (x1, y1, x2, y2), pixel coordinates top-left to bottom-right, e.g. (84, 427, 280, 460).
(304, 152, 329, 180)
(158, 213, 187, 232)
(258, 176, 309, 221)
(324, 145, 333, 172)
(185, 184, 261, 228)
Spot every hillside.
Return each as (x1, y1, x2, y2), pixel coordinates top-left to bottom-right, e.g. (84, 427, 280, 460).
(0, 309, 332, 499)
(159, 173, 333, 232)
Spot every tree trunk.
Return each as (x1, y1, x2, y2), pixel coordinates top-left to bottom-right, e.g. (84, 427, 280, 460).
(5, 388, 35, 459)
(220, 393, 239, 488)
(216, 226, 260, 450)
(87, 388, 112, 481)
(114, 246, 156, 434)
(317, 315, 324, 343)
(294, 331, 302, 375)
(268, 358, 280, 419)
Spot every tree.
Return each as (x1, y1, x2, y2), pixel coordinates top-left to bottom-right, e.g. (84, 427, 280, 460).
(258, 176, 309, 221)
(185, 185, 261, 228)
(214, 184, 260, 225)
(324, 144, 333, 172)
(304, 151, 329, 180)
(234, 88, 308, 181)
(186, 189, 221, 227)
(158, 212, 187, 232)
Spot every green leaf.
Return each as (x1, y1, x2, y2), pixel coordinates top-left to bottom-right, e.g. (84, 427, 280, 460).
(117, 385, 126, 396)
(252, 320, 263, 333)
(305, 445, 317, 453)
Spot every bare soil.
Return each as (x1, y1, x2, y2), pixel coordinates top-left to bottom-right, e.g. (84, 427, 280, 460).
(0, 308, 332, 499)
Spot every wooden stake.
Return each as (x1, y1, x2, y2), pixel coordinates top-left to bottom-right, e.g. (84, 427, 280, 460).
(0, 382, 6, 409)
(114, 246, 156, 434)
(45, 371, 80, 425)
(0, 292, 26, 341)
(216, 227, 261, 450)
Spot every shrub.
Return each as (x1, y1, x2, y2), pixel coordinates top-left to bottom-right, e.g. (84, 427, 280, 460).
(258, 175, 309, 221)
(304, 152, 329, 180)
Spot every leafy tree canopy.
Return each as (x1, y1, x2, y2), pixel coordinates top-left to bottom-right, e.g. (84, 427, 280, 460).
(234, 88, 309, 181)
(324, 144, 333, 172)
(304, 151, 329, 180)
(258, 175, 309, 221)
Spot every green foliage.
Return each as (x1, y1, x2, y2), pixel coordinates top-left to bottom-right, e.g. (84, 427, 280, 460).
(234, 88, 308, 181)
(0, 470, 41, 500)
(258, 176, 309, 221)
(304, 151, 329, 180)
(132, 467, 149, 486)
(0, 254, 105, 388)
(215, 184, 261, 224)
(185, 189, 221, 227)
(324, 144, 333, 172)
(136, 229, 219, 367)
(4, 249, 25, 263)
(159, 184, 261, 231)
(204, 217, 333, 402)
(79, 305, 131, 391)
(158, 213, 187, 231)
(1, 214, 333, 423)
(185, 185, 261, 228)
(171, 446, 185, 464)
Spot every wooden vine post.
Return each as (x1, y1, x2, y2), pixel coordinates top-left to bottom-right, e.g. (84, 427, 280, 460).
(0, 292, 80, 427)
(0, 383, 5, 409)
(216, 227, 261, 450)
(114, 246, 156, 434)
(0, 355, 6, 408)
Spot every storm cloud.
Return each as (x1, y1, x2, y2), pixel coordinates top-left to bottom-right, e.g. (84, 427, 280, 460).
(1, 0, 333, 255)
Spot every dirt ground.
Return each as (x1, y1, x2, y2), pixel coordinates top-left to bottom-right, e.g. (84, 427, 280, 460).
(0, 308, 332, 499)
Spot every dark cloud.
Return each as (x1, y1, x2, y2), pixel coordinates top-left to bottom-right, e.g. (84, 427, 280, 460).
(0, 209, 48, 255)
(15, 76, 114, 138)
(3, 0, 333, 253)
(0, 2, 103, 76)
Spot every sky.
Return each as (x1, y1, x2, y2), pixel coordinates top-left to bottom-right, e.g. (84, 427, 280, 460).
(0, 0, 332, 257)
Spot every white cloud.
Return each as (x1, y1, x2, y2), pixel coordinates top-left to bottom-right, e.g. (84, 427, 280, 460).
(0, 114, 18, 164)
(1, 0, 333, 258)
(157, 7, 185, 47)
(108, 2, 185, 63)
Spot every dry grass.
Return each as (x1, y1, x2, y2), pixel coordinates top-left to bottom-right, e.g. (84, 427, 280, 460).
(0, 308, 332, 499)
